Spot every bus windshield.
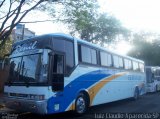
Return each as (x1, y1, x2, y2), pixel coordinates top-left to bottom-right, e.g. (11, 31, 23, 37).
(8, 54, 47, 85)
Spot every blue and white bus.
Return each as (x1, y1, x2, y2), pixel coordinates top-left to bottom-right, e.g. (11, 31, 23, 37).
(146, 66, 160, 92)
(3, 33, 146, 114)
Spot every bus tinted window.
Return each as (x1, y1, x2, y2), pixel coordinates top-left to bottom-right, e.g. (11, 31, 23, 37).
(124, 59, 132, 70)
(65, 41, 74, 73)
(113, 55, 123, 68)
(128, 60, 132, 69)
(113, 55, 119, 68)
(53, 38, 74, 75)
(119, 57, 123, 68)
(90, 49, 97, 64)
(81, 45, 97, 64)
(81, 46, 92, 63)
(139, 63, 144, 72)
(133, 61, 139, 71)
(100, 52, 112, 67)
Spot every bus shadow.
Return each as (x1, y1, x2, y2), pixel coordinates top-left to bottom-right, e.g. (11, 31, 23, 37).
(17, 96, 147, 119)
(17, 98, 134, 119)
(89, 98, 133, 111)
(17, 111, 79, 119)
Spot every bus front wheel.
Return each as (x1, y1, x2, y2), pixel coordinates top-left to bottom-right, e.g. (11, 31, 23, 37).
(75, 93, 88, 115)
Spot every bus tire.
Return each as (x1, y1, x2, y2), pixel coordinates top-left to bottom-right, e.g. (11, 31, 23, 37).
(75, 92, 88, 115)
(133, 87, 139, 100)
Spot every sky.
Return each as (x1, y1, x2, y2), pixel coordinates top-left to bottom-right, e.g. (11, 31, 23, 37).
(98, 0, 160, 54)
(24, 0, 160, 35)
(23, 0, 160, 55)
(2, 0, 160, 54)
(24, 11, 67, 35)
(98, 0, 160, 33)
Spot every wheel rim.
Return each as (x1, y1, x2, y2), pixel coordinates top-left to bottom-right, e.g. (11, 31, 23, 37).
(76, 97, 86, 114)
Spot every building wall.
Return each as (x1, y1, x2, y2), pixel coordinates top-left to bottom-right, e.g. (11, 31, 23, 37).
(12, 27, 35, 42)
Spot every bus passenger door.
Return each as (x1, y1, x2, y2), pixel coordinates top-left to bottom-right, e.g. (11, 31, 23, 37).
(50, 52, 65, 92)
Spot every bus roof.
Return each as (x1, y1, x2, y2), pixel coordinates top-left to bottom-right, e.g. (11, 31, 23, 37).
(74, 36, 144, 63)
(12, 33, 144, 63)
(11, 33, 73, 52)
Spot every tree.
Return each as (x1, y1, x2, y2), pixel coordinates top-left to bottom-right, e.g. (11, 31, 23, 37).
(128, 32, 160, 66)
(0, 0, 58, 49)
(0, 35, 13, 59)
(1, 0, 130, 50)
(92, 14, 129, 45)
(43, 0, 130, 45)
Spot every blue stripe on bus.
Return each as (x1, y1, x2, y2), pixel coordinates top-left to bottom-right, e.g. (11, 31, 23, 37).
(47, 70, 112, 114)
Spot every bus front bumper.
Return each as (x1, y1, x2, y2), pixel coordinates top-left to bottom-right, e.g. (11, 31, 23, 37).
(3, 97, 47, 114)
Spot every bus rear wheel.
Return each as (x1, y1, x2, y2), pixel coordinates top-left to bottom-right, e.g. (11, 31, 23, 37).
(75, 93, 88, 115)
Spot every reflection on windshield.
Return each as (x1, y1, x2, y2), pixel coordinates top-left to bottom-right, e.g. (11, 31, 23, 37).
(9, 57, 21, 82)
(21, 55, 39, 81)
(8, 54, 46, 84)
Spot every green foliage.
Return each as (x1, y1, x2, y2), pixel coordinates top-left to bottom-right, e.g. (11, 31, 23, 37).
(93, 14, 129, 45)
(45, 0, 130, 45)
(128, 32, 160, 66)
(0, 36, 13, 59)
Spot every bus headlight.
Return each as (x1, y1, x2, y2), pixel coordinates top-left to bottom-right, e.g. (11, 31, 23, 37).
(29, 94, 45, 100)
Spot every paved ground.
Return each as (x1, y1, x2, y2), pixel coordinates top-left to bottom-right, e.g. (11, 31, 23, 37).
(1, 92, 160, 119)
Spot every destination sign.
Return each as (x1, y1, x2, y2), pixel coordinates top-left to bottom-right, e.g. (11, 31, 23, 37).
(13, 41, 37, 54)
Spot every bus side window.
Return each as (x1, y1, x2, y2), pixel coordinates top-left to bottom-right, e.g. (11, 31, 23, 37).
(139, 63, 144, 72)
(124, 59, 132, 70)
(53, 54, 64, 74)
(133, 61, 139, 71)
(52, 38, 74, 76)
(124, 59, 128, 69)
(113, 55, 123, 69)
(80, 45, 97, 65)
(100, 51, 112, 67)
(119, 57, 123, 68)
(113, 55, 119, 68)
(51, 53, 64, 92)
